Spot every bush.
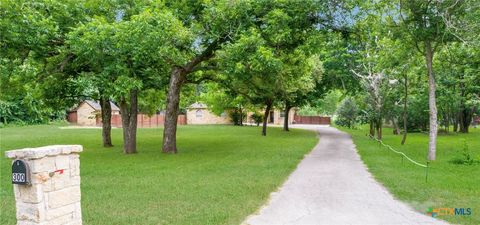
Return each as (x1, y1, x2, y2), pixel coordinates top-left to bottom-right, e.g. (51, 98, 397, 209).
(335, 97, 358, 128)
(229, 109, 246, 126)
(450, 139, 479, 165)
(250, 112, 263, 126)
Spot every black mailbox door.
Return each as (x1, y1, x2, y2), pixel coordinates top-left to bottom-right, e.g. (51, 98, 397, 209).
(12, 160, 30, 185)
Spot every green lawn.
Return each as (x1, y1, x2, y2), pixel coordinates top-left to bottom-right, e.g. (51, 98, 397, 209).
(0, 125, 317, 225)
(338, 125, 480, 225)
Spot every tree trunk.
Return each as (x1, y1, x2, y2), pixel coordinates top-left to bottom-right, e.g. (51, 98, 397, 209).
(100, 97, 113, 147)
(262, 100, 273, 136)
(160, 38, 223, 153)
(376, 119, 382, 140)
(425, 42, 437, 161)
(239, 106, 243, 126)
(458, 79, 471, 133)
(444, 112, 449, 134)
(162, 68, 186, 154)
(119, 89, 138, 154)
(369, 121, 375, 137)
(392, 118, 400, 135)
(283, 101, 292, 132)
(401, 74, 408, 145)
(459, 109, 471, 133)
(453, 113, 459, 132)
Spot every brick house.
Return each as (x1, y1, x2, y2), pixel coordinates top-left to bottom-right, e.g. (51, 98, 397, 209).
(186, 103, 231, 124)
(186, 102, 296, 125)
(67, 100, 120, 126)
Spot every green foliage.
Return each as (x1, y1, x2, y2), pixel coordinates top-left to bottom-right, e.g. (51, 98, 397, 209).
(199, 83, 248, 116)
(298, 90, 342, 116)
(138, 89, 165, 116)
(216, 1, 324, 115)
(0, 0, 91, 124)
(250, 112, 264, 126)
(228, 109, 246, 126)
(450, 139, 480, 165)
(335, 97, 358, 128)
(218, 29, 284, 105)
(66, 7, 192, 113)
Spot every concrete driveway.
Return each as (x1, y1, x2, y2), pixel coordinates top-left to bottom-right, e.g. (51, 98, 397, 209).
(243, 126, 448, 225)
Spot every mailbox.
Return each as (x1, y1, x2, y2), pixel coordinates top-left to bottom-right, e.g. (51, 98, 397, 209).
(12, 160, 31, 185)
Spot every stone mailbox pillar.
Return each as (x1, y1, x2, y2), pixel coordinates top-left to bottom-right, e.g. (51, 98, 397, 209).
(5, 145, 83, 225)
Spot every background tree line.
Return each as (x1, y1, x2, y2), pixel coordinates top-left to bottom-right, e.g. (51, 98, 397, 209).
(1, 0, 478, 161)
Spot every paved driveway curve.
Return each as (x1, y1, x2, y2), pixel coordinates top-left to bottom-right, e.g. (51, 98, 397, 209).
(243, 126, 448, 225)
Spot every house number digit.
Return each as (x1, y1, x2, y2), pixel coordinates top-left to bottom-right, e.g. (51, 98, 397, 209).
(12, 173, 25, 182)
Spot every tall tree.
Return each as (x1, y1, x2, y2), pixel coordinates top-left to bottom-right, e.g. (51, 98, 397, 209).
(0, 0, 89, 124)
(68, 8, 188, 153)
(399, 0, 469, 160)
(217, 30, 284, 136)
(160, 0, 253, 153)
(280, 53, 323, 131)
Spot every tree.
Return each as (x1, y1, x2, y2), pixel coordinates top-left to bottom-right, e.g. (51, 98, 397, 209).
(335, 97, 358, 128)
(200, 83, 250, 126)
(280, 54, 323, 131)
(218, 29, 284, 136)
(399, 0, 470, 160)
(66, 18, 119, 147)
(375, 35, 422, 144)
(0, 0, 89, 124)
(160, 0, 253, 153)
(436, 43, 480, 133)
(68, 8, 189, 153)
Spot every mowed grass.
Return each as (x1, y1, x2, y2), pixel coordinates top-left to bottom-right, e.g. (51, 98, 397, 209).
(338, 126, 480, 225)
(0, 125, 317, 225)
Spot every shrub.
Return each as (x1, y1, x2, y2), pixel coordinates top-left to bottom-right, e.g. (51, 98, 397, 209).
(250, 112, 263, 126)
(335, 97, 358, 128)
(229, 109, 246, 126)
(450, 139, 479, 165)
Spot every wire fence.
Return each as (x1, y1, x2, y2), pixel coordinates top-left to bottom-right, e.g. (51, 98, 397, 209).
(366, 134, 430, 182)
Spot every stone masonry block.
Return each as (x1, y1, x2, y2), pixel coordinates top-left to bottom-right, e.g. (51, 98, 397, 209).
(71, 176, 81, 187)
(32, 172, 50, 185)
(48, 186, 81, 209)
(70, 156, 80, 176)
(30, 157, 55, 173)
(5, 145, 83, 160)
(13, 184, 21, 199)
(18, 184, 43, 204)
(55, 155, 70, 170)
(46, 203, 76, 220)
(15, 202, 46, 223)
(17, 221, 47, 225)
(51, 170, 71, 191)
(73, 202, 82, 220)
(41, 179, 54, 192)
(47, 213, 74, 225)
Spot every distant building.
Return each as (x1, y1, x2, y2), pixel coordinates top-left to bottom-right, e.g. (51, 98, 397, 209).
(474, 115, 480, 126)
(186, 103, 230, 125)
(67, 100, 120, 126)
(186, 102, 296, 125)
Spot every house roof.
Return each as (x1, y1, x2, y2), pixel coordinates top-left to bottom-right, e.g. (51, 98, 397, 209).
(71, 100, 120, 112)
(85, 100, 120, 111)
(187, 102, 208, 109)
